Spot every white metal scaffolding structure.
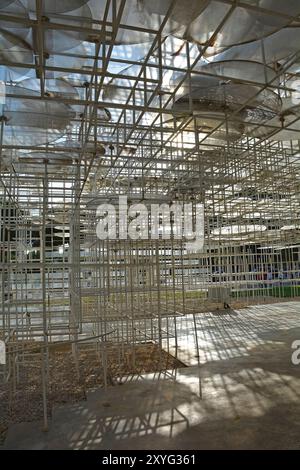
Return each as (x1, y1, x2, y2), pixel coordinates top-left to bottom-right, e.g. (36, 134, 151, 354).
(1, 0, 300, 428)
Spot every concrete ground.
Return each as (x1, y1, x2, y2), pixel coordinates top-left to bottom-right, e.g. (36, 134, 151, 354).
(2, 301, 300, 450)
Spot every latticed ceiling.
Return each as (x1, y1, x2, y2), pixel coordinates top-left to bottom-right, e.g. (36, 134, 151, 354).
(1, 1, 300, 246)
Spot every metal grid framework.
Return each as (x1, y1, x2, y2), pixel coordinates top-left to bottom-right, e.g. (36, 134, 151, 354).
(1, 0, 300, 427)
